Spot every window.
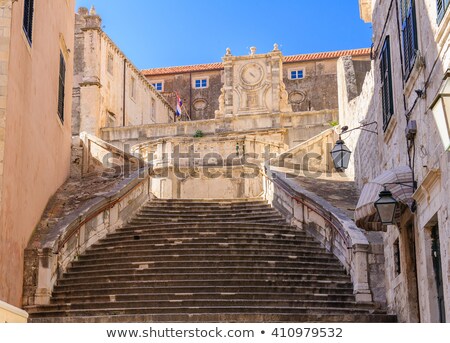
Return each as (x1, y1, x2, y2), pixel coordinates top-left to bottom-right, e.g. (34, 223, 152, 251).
(23, 0, 34, 45)
(380, 36, 394, 131)
(107, 53, 114, 75)
(394, 239, 401, 276)
(152, 82, 163, 91)
(401, 0, 418, 79)
(290, 69, 304, 80)
(130, 76, 136, 99)
(437, 0, 450, 24)
(57, 52, 66, 123)
(194, 78, 208, 89)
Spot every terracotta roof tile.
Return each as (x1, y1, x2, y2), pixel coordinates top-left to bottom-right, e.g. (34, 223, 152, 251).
(142, 48, 370, 76)
(142, 62, 223, 76)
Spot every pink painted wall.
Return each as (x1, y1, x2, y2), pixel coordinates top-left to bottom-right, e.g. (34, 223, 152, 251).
(0, 0, 75, 307)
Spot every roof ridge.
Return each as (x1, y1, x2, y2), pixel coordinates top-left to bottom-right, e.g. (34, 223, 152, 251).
(142, 48, 371, 76)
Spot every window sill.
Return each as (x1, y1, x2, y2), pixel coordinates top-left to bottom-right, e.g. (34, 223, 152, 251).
(403, 52, 425, 97)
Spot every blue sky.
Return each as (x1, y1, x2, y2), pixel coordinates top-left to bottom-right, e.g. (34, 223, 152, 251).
(75, 0, 372, 69)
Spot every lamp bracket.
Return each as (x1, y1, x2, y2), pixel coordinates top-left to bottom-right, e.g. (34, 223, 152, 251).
(341, 121, 378, 136)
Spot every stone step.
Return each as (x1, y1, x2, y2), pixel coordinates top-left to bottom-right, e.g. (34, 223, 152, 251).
(94, 236, 322, 248)
(47, 292, 357, 305)
(28, 304, 383, 318)
(67, 260, 344, 274)
(29, 198, 393, 323)
(83, 245, 327, 256)
(57, 271, 350, 286)
(61, 261, 347, 278)
(30, 299, 376, 313)
(54, 279, 355, 292)
(28, 313, 397, 323)
(89, 243, 327, 256)
(128, 216, 285, 224)
(98, 231, 317, 245)
(76, 252, 337, 265)
(51, 285, 355, 298)
(110, 228, 311, 240)
(133, 211, 283, 222)
(148, 199, 267, 205)
(139, 207, 276, 215)
(119, 222, 296, 232)
(108, 228, 316, 242)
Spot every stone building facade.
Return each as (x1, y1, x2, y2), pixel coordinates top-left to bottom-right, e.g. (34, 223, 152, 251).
(72, 8, 175, 137)
(0, 0, 75, 313)
(143, 48, 371, 121)
(339, 0, 450, 322)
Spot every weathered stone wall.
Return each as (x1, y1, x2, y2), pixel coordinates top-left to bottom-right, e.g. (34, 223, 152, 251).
(101, 110, 337, 150)
(0, 0, 75, 308)
(151, 69, 223, 121)
(145, 54, 371, 119)
(347, 0, 450, 322)
(337, 56, 377, 183)
(72, 8, 175, 137)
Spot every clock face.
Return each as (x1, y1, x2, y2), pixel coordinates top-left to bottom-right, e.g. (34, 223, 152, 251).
(241, 63, 264, 86)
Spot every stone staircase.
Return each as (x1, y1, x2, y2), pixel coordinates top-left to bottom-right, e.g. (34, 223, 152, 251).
(27, 198, 395, 322)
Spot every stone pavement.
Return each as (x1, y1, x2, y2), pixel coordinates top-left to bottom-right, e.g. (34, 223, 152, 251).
(273, 167, 360, 220)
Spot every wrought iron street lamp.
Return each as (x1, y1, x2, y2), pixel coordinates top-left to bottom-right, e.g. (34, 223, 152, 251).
(373, 181, 417, 225)
(330, 122, 378, 171)
(374, 187, 398, 225)
(430, 69, 450, 151)
(330, 138, 351, 170)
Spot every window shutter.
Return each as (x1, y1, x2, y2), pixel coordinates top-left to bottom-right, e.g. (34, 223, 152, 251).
(23, 0, 34, 44)
(380, 37, 394, 130)
(58, 52, 66, 123)
(401, 0, 418, 78)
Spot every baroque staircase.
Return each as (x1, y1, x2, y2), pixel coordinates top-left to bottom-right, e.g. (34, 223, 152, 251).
(27, 199, 395, 322)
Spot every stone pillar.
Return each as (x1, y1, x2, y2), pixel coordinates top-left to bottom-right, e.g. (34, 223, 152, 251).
(34, 248, 55, 305)
(223, 56, 234, 117)
(352, 243, 373, 302)
(75, 7, 103, 136)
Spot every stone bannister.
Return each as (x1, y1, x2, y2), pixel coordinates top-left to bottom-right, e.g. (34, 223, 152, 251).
(23, 135, 154, 307)
(271, 128, 337, 174)
(263, 168, 385, 304)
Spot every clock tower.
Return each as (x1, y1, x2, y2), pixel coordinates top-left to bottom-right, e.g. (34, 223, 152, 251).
(215, 45, 292, 118)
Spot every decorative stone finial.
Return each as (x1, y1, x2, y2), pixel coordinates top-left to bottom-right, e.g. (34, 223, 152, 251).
(273, 43, 279, 51)
(250, 46, 256, 56)
(226, 48, 231, 56)
(89, 5, 96, 15)
(78, 7, 89, 15)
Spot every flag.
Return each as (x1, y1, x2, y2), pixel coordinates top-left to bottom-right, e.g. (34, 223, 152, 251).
(176, 92, 182, 117)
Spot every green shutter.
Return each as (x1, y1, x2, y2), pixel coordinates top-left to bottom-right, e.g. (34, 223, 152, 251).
(58, 52, 66, 123)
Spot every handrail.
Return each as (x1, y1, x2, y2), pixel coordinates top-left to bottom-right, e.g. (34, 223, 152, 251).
(56, 168, 149, 252)
(270, 171, 351, 249)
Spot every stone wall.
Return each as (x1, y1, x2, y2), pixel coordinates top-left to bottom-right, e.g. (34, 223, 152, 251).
(345, 0, 450, 322)
(144, 52, 371, 119)
(72, 8, 175, 137)
(101, 110, 337, 150)
(0, 0, 75, 308)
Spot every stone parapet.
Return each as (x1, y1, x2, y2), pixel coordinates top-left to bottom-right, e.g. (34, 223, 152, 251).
(262, 165, 386, 305)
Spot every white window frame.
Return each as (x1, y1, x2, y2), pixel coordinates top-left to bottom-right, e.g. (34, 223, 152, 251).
(193, 77, 209, 89)
(151, 81, 164, 92)
(288, 68, 305, 80)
